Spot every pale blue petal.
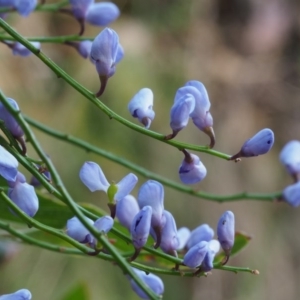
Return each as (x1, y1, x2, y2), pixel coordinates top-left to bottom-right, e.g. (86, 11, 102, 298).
(86, 2, 120, 26)
(115, 173, 138, 201)
(0, 145, 18, 181)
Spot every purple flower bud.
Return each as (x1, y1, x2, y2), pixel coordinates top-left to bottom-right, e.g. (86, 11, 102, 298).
(138, 180, 164, 248)
(86, 2, 120, 26)
(186, 224, 214, 249)
(14, 0, 37, 16)
(201, 239, 220, 272)
(0, 98, 23, 138)
(11, 41, 40, 57)
(116, 195, 140, 230)
(282, 181, 300, 207)
(159, 210, 179, 255)
(279, 140, 300, 181)
(0, 146, 18, 181)
(8, 180, 39, 217)
(0, 288, 32, 299)
(69, 0, 94, 20)
(217, 211, 235, 257)
(230, 128, 274, 160)
(166, 93, 195, 139)
(130, 206, 152, 250)
(176, 227, 191, 250)
(183, 241, 208, 268)
(90, 27, 122, 97)
(79, 161, 138, 202)
(94, 215, 114, 233)
(179, 150, 207, 184)
(66, 216, 94, 243)
(8, 171, 26, 188)
(128, 88, 155, 129)
(129, 268, 164, 300)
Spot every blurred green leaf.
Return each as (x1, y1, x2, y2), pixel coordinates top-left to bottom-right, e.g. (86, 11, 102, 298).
(60, 282, 90, 300)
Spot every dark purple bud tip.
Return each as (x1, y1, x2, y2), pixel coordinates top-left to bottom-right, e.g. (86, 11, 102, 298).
(96, 75, 108, 97)
(164, 131, 178, 140)
(129, 247, 141, 262)
(16, 135, 27, 155)
(203, 126, 215, 148)
(107, 203, 116, 219)
(153, 225, 162, 249)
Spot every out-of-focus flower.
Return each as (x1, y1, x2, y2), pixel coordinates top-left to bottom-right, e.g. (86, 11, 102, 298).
(179, 150, 207, 184)
(128, 88, 155, 129)
(230, 128, 274, 161)
(183, 240, 208, 268)
(186, 223, 214, 249)
(90, 28, 123, 97)
(130, 206, 152, 261)
(217, 211, 235, 264)
(79, 161, 137, 217)
(176, 227, 191, 251)
(282, 181, 300, 207)
(116, 195, 140, 230)
(9, 41, 40, 57)
(137, 180, 165, 248)
(166, 93, 195, 139)
(69, 0, 120, 35)
(8, 172, 39, 217)
(65, 40, 93, 59)
(0, 0, 37, 17)
(279, 140, 300, 182)
(129, 268, 164, 300)
(0, 145, 18, 181)
(0, 288, 32, 299)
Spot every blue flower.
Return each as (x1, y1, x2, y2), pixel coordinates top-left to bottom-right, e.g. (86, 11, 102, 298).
(176, 227, 191, 251)
(0, 288, 32, 299)
(183, 240, 208, 268)
(128, 88, 155, 129)
(137, 180, 164, 248)
(129, 268, 164, 300)
(0, 0, 37, 17)
(279, 140, 300, 182)
(0, 145, 18, 181)
(69, 0, 120, 35)
(66, 216, 95, 244)
(282, 182, 300, 207)
(186, 223, 214, 249)
(11, 41, 41, 57)
(90, 28, 123, 97)
(230, 128, 274, 161)
(179, 150, 207, 184)
(217, 211, 235, 264)
(201, 239, 220, 272)
(8, 172, 39, 217)
(65, 40, 93, 59)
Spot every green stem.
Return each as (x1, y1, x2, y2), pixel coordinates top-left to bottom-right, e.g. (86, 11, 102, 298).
(0, 91, 159, 300)
(25, 116, 282, 202)
(0, 18, 230, 160)
(0, 35, 94, 43)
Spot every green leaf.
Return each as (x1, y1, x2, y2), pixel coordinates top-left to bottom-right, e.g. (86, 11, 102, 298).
(60, 282, 90, 300)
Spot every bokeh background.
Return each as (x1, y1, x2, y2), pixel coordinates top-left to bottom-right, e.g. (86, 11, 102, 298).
(1, 0, 300, 299)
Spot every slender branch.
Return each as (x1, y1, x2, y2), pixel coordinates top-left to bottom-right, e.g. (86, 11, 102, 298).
(0, 91, 160, 300)
(0, 19, 231, 160)
(0, 35, 94, 43)
(25, 116, 282, 202)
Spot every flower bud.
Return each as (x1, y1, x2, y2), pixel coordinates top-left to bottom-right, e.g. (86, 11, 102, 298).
(69, 0, 93, 20)
(166, 93, 195, 139)
(94, 216, 114, 234)
(129, 268, 164, 300)
(130, 206, 152, 260)
(159, 210, 179, 256)
(230, 128, 274, 160)
(128, 88, 155, 129)
(12, 41, 40, 57)
(0, 146, 18, 181)
(138, 180, 164, 248)
(201, 239, 220, 272)
(86, 2, 120, 26)
(8, 174, 39, 217)
(186, 223, 214, 249)
(279, 140, 300, 181)
(282, 181, 300, 207)
(0, 288, 32, 299)
(176, 227, 191, 251)
(116, 195, 140, 230)
(90, 28, 123, 97)
(179, 150, 207, 184)
(14, 0, 37, 17)
(66, 216, 94, 244)
(217, 211, 235, 263)
(183, 241, 208, 268)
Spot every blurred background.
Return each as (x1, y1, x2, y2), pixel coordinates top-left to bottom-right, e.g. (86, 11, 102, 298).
(1, 0, 300, 299)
